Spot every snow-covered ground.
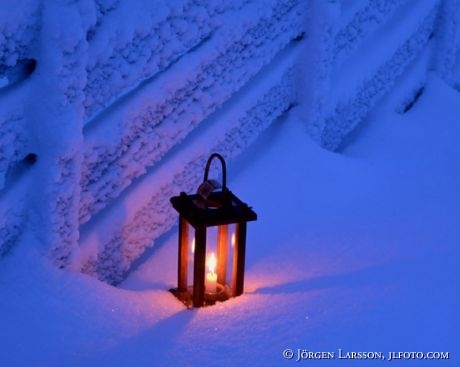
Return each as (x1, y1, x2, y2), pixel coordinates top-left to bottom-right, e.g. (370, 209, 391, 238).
(1, 74, 459, 366)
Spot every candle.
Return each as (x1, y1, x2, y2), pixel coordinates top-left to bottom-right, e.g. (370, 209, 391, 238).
(205, 252, 217, 293)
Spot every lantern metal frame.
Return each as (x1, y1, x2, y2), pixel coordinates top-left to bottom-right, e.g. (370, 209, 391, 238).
(170, 153, 257, 307)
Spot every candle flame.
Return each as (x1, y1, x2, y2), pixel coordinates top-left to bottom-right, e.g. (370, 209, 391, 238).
(208, 252, 217, 274)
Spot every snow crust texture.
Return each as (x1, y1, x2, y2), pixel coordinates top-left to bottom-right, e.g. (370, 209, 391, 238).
(321, 0, 438, 150)
(82, 63, 296, 283)
(78, 0, 302, 282)
(0, 0, 39, 75)
(80, 0, 301, 222)
(303, 0, 459, 150)
(0, 0, 303, 280)
(1, 0, 460, 283)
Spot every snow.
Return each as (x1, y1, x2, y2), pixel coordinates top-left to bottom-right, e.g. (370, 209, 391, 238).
(80, 0, 303, 229)
(318, 0, 440, 150)
(4, 0, 458, 281)
(78, 38, 300, 283)
(1, 1, 460, 365)
(333, 0, 406, 67)
(331, 0, 436, 102)
(0, 0, 39, 71)
(300, 0, 458, 153)
(1, 0, 304, 273)
(1, 74, 459, 366)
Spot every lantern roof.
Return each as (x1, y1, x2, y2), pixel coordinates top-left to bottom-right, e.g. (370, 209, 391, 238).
(170, 190, 257, 228)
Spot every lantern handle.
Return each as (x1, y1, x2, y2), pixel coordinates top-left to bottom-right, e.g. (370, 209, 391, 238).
(203, 153, 227, 192)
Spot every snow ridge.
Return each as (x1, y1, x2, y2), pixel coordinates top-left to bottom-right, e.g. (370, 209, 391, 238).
(0, 0, 303, 269)
(321, 0, 439, 150)
(0, 113, 26, 190)
(333, 0, 407, 67)
(3, 0, 460, 283)
(79, 0, 302, 226)
(0, 0, 39, 75)
(80, 46, 298, 282)
(303, 0, 446, 151)
(83, 0, 217, 118)
(433, 0, 460, 85)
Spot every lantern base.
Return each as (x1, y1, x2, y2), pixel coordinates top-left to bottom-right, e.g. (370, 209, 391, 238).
(169, 284, 231, 308)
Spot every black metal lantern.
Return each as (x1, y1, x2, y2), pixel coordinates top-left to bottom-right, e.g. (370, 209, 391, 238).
(170, 153, 257, 307)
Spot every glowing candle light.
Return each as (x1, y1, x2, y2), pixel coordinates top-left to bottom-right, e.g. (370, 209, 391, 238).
(205, 252, 217, 293)
(231, 232, 236, 248)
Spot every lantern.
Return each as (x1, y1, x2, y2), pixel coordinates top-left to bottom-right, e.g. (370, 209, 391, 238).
(170, 153, 257, 307)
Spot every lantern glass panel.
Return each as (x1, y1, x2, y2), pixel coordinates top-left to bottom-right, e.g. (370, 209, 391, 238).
(187, 225, 195, 289)
(177, 222, 238, 306)
(203, 225, 233, 304)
